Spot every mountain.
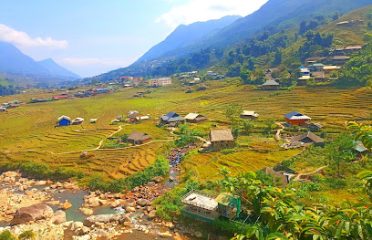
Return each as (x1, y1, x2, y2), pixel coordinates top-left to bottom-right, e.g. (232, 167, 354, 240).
(0, 41, 80, 85)
(91, 0, 372, 81)
(38, 58, 80, 80)
(137, 15, 241, 63)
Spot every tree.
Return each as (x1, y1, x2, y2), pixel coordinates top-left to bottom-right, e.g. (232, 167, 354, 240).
(263, 119, 276, 136)
(242, 120, 254, 135)
(225, 104, 243, 125)
(326, 134, 355, 177)
(272, 51, 282, 66)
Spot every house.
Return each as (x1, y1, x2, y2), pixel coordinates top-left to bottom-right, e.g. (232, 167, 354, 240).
(261, 79, 280, 90)
(210, 129, 235, 149)
(353, 141, 368, 155)
(309, 63, 324, 72)
(264, 167, 296, 187)
(72, 117, 84, 125)
(160, 112, 185, 126)
(297, 76, 311, 86)
(182, 191, 241, 221)
(57, 116, 71, 126)
(312, 71, 326, 82)
(323, 66, 341, 72)
(148, 77, 172, 87)
(284, 112, 311, 126)
(299, 67, 310, 77)
(330, 56, 350, 65)
(90, 119, 97, 124)
(185, 113, 207, 123)
(95, 88, 110, 94)
(290, 132, 324, 147)
(0, 107, 6, 112)
(127, 132, 151, 145)
(307, 122, 323, 132)
(343, 45, 363, 54)
(128, 110, 140, 123)
(182, 192, 219, 221)
(240, 111, 259, 119)
(52, 93, 69, 100)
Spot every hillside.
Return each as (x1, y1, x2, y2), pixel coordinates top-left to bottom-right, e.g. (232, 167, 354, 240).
(90, 0, 372, 81)
(137, 15, 240, 63)
(0, 41, 80, 86)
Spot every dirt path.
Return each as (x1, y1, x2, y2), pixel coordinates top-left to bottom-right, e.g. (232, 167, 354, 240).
(294, 165, 328, 181)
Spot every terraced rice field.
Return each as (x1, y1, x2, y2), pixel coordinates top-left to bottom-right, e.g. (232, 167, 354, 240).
(0, 80, 370, 180)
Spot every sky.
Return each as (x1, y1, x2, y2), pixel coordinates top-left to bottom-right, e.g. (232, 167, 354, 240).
(0, 0, 268, 77)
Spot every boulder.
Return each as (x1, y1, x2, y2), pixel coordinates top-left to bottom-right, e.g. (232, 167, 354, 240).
(83, 214, 123, 227)
(60, 200, 72, 210)
(3, 171, 19, 178)
(52, 210, 67, 224)
(10, 203, 54, 225)
(71, 221, 84, 231)
(80, 207, 93, 216)
(147, 210, 157, 219)
(125, 206, 136, 213)
(137, 199, 149, 207)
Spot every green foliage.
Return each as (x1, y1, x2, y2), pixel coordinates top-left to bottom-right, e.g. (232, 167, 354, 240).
(263, 119, 276, 136)
(337, 43, 372, 87)
(0, 231, 17, 240)
(88, 156, 169, 192)
(297, 31, 333, 61)
(18, 230, 35, 240)
(174, 125, 201, 147)
(358, 170, 372, 198)
(225, 104, 243, 125)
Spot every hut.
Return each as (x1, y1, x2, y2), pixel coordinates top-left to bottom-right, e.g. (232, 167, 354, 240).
(290, 132, 324, 147)
(284, 112, 311, 126)
(90, 119, 97, 124)
(57, 116, 71, 126)
(261, 79, 280, 90)
(185, 113, 207, 123)
(210, 129, 235, 149)
(240, 111, 259, 119)
(353, 141, 368, 156)
(72, 117, 84, 125)
(127, 132, 151, 145)
(160, 112, 185, 126)
(182, 192, 219, 221)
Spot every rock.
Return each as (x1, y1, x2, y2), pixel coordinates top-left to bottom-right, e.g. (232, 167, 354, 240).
(83, 214, 123, 227)
(110, 200, 121, 208)
(137, 199, 149, 207)
(125, 206, 136, 213)
(124, 199, 136, 207)
(71, 221, 84, 231)
(3, 171, 19, 178)
(52, 210, 67, 224)
(147, 210, 157, 219)
(86, 197, 100, 207)
(80, 207, 93, 216)
(60, 200, 72, 210)
(35, 180, 47, 186)
(10, 203, 54, 225)
(158, 231, 172, 238)
(164, 221, 174, 229)
(152, 176, 164, 183)
(195, 231, 203, 238)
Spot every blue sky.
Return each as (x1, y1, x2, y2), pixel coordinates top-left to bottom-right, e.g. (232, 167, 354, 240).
(0, 0, 267, 77)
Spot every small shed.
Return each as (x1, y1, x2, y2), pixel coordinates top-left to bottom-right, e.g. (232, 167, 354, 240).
(182, 192, 219, 221)
(290, 132, 324, 147)
(127, 132, 151, 145)
(185, 113, 207, 123)
(90, 119, 97, 124)
(72, 117, 84, 125)
(261, 79, 280, 90)
(57, 116, 71, 126)
(284, 112, 311, 126)
(240, 111, 259, 119)
(210, 129, 235, 149)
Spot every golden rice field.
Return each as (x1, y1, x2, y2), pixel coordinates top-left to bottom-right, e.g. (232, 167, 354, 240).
(0, 79, 371, 181)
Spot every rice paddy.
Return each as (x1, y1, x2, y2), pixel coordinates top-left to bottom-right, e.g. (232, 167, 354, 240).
(0, 80, 371, 181)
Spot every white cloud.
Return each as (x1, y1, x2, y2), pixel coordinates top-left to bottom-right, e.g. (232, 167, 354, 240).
(158, 0, 268, 28)
(0, 24, 68, 49)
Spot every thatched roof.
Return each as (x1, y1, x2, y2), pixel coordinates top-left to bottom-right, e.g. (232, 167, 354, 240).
(127, 132, 151, 142)
(210, 129, 234, 142)
(291, 132, 324, 144)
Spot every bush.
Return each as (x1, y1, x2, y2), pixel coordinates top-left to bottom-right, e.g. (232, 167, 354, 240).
(325, 178, 347, 189)
(0, 230, 17, 240)
(18, 230, 35, 240)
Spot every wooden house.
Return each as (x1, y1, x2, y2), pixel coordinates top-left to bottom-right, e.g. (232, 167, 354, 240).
(284, 112, 311, 126)
(127, 132, 151, 145)
(210, 129, 235, 149)
(160, 112, 185, 126)
(185, 113, 207, 123)
(57, 116, 71, 126)
(290, 132, 324, 147)
(261, 79, 280, 90)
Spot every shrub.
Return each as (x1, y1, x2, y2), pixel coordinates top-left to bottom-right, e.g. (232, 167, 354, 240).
(0, 230, 17, 240)
(18, 230, 35, 240)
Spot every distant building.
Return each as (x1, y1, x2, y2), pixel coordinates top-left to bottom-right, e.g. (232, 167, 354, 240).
(290, 132, 324, 147)
(240, 111, 259, 119)
(210, 129, 235, 149)
(148, 77, 172, 87)
(57, 116, 71, 126)
(330, 56, 350, 65)
(52, 93, 69, 100)
(284, 112, 311, 126)
(72, 117, 84, 125)
(311, 71, 326, 82)
(160, 112, 185, 126)
(309, 63, 324, 72)
(127, 132, 151, 145)
(261, 79, 280, 90)
(185, 113, 207, 123)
